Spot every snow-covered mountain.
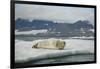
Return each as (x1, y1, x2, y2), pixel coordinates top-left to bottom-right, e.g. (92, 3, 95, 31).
(15, 18, 94, 37)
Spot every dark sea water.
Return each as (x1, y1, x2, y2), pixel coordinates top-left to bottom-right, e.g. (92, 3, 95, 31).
(32, 54, 94, 64)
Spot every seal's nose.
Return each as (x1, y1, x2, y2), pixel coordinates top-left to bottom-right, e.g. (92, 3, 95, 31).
(32, 45, 34, 48)
(64, 41, 66, 45)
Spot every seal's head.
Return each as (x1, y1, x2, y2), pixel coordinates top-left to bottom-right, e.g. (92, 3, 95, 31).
(32, 43, 38, 48)
(56, 40, 66, 50)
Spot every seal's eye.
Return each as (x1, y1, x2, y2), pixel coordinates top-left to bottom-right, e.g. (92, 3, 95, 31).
(63, 42, 65, 45)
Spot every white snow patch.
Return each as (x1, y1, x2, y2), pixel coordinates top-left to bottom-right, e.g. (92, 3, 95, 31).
(80, 28, 85, 33)
(70, 36, 94, 39)
(15, 29, 48, 35)
(89, 29, 94, 33)
(45, 24, 48, 25)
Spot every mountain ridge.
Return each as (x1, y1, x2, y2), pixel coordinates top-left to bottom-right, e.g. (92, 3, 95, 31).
(15, 18, 94, 37)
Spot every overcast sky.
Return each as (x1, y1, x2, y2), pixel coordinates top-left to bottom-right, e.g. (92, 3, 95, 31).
(15, 4, 94, 24)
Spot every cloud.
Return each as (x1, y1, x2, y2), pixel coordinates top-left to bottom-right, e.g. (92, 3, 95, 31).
(15, 4, 94, 24)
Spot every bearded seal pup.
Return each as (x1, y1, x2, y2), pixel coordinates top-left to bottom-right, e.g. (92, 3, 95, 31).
(32, 38, 65, 50)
